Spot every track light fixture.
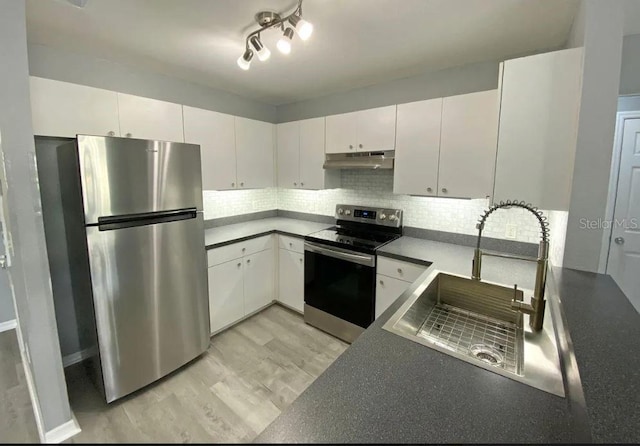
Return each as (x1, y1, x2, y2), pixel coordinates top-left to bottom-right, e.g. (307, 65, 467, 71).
(277, 28, 295, 55)
(237, 49, 253, 70)
(237, 0, 313, 70)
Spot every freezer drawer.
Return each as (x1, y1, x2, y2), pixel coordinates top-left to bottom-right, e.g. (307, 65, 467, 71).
(85, 213, 209, 402)
(75, 135, 203, 224)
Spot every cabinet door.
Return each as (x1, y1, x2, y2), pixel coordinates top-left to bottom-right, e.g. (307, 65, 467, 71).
(393, 99, 442, 196)
(235, 117, 275, 189)
(183, 106, 237, 190)
(30, 77, 120, 138)
(325, 112, 357, 154)
(209, 259, 245, 334)
(375, 274, 411, 319)
(494, 48, 583, 210)
(299, 117, 328, 189)
(243, 249, 274, 315)
(276, 121, 300, 188)
(117, 93, 184, 142)
(356, 105, 397, 152)
(438, 90, 498, 199)
(278, 248, 304, 313)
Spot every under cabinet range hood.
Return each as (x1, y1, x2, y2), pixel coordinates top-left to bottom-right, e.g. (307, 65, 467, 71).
(323, 150, 394, 170)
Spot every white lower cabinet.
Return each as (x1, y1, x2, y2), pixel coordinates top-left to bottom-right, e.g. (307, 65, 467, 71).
(375, 274, 412, 319)
(208, 259, 245, 334)
(375, 257, 428, 318)
(207, 236, 275, 335)
(243, 250, 275, 315)
(278, 248, 304, 313)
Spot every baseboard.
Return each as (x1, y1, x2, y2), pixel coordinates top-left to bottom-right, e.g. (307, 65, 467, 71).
(62, 346, 98, 368)
(44, 414, 81, 443)
(16, 325, 47, 442)
(0, 319, 17, 333)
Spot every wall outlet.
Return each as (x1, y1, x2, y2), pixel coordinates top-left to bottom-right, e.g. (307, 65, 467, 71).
(505, 224, 518, 239)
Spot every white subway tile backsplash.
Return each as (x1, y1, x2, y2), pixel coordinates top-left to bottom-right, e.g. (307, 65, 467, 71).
(202, 188, 277, 220)
(203, 170, 566, 246)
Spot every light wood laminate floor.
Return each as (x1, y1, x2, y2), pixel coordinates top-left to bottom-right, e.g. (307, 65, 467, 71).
(0, 328, 40, 443)
(67, 304, 348, 443)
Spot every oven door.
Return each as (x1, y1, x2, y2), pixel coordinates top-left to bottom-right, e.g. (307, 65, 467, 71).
(304, 241, 376, 328)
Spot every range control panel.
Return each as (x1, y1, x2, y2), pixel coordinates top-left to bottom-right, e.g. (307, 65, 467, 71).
(335, 204, 403, 228)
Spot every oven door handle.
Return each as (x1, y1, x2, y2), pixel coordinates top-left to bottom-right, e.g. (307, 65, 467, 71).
(304, 241, 376, 267)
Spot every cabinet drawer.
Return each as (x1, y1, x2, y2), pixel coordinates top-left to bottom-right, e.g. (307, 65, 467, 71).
(377, 256, 427, 283)
(278, 234, 304, 253)
(207, 235, 274, 267)
(243, 235, 274, 256)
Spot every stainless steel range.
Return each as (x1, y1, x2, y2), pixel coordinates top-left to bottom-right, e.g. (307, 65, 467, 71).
(304, 204, 403, 343)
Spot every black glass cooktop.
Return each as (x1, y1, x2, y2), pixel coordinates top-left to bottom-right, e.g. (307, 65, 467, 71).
(305, 226, 401, 254)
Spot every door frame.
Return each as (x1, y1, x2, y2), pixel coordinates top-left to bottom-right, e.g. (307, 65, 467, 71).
(599, 110, 640, 273)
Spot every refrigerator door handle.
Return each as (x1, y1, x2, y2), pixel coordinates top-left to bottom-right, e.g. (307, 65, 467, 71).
(95, 208, 198, 231)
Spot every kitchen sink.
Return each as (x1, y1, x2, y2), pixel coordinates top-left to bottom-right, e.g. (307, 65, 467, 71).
(382, 270, 565, 396)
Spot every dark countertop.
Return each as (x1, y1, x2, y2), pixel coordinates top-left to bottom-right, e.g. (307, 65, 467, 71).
(202, 217, 639, 442)
(551, 268, 640, 443)
(256, 239, 640, 442)
(204, 217, 332, 249)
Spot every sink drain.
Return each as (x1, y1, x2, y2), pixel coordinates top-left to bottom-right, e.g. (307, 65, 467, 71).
(470, 344, 504, 366)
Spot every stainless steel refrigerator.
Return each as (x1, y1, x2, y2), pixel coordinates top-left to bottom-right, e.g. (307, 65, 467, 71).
(56, 135, 209, 403)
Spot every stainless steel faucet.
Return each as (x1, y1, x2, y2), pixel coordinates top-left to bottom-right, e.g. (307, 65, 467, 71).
(471, 200, 550, 332)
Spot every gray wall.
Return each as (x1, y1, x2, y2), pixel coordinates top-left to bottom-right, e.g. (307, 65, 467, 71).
(618, 95, 640, 112)
(28, 43, 278, 123)
(620, 34, 640, 96)
(276, 61, 500, 122)
(0, 0, 72, 433)
(36, 137, 96, 359)
(0, 268, 15, 324)
(563, 0, 624, 272)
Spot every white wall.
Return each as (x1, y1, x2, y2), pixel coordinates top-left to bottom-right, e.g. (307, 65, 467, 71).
(563, 0, 624, 272)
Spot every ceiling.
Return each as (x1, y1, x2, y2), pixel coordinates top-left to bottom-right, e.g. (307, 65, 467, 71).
(26, 0, 579, 105)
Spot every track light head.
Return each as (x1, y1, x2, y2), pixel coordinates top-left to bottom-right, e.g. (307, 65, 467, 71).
(237, 49, 253, 70)
(250, 36, 271, 62)
(277, 28, 295, 55)
(289, 14, 313, 41)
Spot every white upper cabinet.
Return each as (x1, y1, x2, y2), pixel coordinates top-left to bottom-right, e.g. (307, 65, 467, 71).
(356, 105, 397, 152)
(277, 121, 300, 188)
(117, 93, 184, 142)
(183, 106, 237, 190)
(277, 117, 338, 190)
(235, 117, 275, 189)
(325, 112, 358, 154)
(30, 77, 120, 138)
(300, 117, 332, 189)
(438, 90, 499, 199)
(493, 48, 583, 210)
(393, 98, 442, 196)
(325, 106, 397, 154)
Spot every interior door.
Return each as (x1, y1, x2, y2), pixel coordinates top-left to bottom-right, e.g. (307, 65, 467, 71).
(86, 214, 209, 402)
(608, 118, 640, 313)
